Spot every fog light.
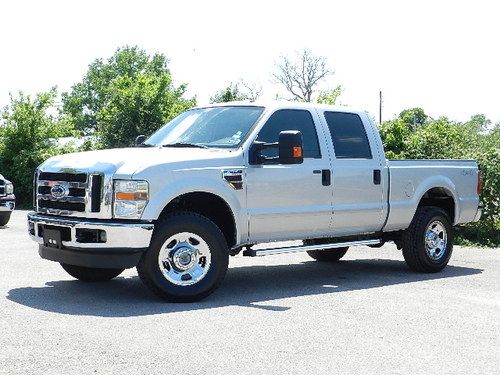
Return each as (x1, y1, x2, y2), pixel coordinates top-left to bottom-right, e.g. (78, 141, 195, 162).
(99, 231, 107, 243)
(76, 229, 107, 243)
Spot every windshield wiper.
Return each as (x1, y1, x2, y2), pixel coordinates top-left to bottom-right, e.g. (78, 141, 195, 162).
(162, 142, 208, 149)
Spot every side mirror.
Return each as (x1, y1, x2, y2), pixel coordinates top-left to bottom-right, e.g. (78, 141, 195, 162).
(278, 131, 303, 164)
(135, 135, 147, 145)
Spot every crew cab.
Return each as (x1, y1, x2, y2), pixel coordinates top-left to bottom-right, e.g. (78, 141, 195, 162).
(27, 102, 482, 301)
(0, 174, 15, 226)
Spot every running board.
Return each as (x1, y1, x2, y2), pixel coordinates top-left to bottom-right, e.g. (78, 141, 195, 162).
(243, 239, 382, 257)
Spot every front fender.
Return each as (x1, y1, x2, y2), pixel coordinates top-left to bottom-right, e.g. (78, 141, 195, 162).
(141, 168, 246, 244)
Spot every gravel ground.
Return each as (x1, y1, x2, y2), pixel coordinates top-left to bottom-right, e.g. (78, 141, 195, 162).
(1, 210, 499, 375)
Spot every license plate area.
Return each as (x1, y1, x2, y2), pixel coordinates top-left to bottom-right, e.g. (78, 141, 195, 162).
(43, 228, 63, 249)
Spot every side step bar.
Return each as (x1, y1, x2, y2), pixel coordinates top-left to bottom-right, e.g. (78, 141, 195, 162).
(243, 239, 382, 257)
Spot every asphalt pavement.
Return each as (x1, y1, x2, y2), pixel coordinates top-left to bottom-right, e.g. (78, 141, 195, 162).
(1, 210, 499, 374)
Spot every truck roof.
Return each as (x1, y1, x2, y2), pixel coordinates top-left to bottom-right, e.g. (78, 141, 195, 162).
(195, 100, 369, 117)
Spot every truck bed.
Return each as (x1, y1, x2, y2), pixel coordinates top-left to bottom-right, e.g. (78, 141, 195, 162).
(383, 159, 480, 231)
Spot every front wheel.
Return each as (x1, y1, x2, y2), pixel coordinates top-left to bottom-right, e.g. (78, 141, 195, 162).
(402, 207, 453, 273)
(137, 212, 229, 302)
(0, 212, 11, 227)
(60, 263, 124, 281)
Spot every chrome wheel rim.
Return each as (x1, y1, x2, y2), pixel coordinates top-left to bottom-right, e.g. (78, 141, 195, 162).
(158, 232, 212, 286)
(424, 221, 448, 261)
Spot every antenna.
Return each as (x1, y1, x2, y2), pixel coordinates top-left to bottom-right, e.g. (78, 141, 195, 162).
(379, 91, 383, 124)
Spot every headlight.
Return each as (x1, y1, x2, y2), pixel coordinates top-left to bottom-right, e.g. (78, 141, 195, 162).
(5, 183, 14, 195)
(113, 180, 149, 219)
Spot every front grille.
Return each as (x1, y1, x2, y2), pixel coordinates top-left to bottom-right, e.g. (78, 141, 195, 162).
(38, 198, 86, 212)
(38, 172, 87, 183)
(36, 172, 104, 216)
(38, 186, 86, 197)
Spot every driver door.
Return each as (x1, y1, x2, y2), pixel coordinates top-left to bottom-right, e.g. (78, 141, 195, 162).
(245, 108, 333, 242)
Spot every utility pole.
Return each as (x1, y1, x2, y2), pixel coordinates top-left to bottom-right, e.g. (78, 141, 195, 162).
(379, 91, 383, 124)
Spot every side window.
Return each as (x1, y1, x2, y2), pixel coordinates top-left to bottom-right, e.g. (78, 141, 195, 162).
(256, 109, 321, 158)
(324, 112, 372, 159)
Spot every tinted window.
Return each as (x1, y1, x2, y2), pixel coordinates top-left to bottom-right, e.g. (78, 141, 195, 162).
(324, 112, 372, 159)
(256, 109, 321, 158)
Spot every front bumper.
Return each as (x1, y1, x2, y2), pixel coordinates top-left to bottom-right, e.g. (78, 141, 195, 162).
(27, 212, 154, 269)
(0, 195, 15, 212)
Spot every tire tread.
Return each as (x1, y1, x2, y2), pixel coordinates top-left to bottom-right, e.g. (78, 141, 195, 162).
(137, 211, 228, 302)
(402, 206, 452, 273)
(61, 263, 124, 282)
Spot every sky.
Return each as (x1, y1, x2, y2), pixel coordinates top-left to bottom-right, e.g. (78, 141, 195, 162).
(0, 0, 499, 123)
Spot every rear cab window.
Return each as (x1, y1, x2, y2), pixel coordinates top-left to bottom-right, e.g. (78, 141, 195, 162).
(323, 111, 372, 159)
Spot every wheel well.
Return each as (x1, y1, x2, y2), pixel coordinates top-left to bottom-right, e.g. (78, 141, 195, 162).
(158, 192, 237, 248)
(418, 187, 455, 223)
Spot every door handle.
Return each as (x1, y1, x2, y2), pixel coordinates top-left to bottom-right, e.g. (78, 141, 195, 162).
(322, 169, 331, 186)
(373, 169, 381, 185)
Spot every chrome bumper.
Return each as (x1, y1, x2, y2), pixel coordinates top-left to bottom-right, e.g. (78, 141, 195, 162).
(27, 212, 154, 249)
(472, 206, 483, 222)
(0, 196, 15, 212)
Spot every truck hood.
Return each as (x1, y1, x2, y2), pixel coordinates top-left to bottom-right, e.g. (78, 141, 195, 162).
(40, 147, 240, 178)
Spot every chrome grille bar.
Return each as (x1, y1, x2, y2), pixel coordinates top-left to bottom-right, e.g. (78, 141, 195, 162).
(37, 194, 86, 203)
(38, 180, 87, 189)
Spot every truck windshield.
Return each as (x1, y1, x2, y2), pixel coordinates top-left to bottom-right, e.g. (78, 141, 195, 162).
(144, 106, 265, 148)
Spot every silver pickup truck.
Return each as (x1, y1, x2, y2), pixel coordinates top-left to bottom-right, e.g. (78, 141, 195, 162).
(0, 174, 15, 226)
(27, 102, 482, 301)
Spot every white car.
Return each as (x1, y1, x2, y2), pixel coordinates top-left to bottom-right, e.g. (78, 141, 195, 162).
(28, 102, 482, 301)
(0, 174, 15, 226)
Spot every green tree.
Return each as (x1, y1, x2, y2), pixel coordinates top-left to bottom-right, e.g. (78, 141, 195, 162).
(62, 46, 195, 147)
(398, 108, 428, 128)
(317, 85, 343, 105)
(464, 113, 491, 133)
(0, 89, 78, 206)
(210, 81, 262, 103)
(210, 83, 248, 103)
(378, 108, 427, 158)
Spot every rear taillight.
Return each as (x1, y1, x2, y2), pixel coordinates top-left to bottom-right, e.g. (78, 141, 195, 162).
(477, 170, 482, 195)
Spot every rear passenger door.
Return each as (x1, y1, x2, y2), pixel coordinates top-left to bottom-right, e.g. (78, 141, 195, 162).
(320, 111, 386, 235)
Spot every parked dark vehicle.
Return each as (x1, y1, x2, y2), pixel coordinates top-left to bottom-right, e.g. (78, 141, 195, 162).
(0, 174, 15, 226)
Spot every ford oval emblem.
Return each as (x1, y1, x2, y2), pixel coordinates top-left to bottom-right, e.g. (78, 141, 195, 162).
(50, 184, 69, 199)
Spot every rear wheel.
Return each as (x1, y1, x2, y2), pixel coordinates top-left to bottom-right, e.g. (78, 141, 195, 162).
(305, 239, 349, 262)
(402, 206, 453, 273)
(137, 212, 229, 302)
(60, 263, 124, 281)
(0, 212, 11, 226)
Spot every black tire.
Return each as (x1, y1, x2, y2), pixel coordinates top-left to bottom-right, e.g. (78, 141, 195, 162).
(402, 206, 453, 273)
(60, 263, 124, 282)
(0, 212, 11, 227)
(137, 212, 229, 302)
(305, 239, 349, 262)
